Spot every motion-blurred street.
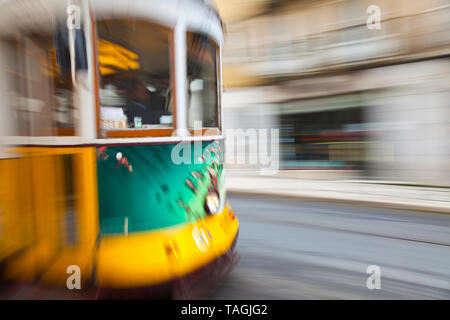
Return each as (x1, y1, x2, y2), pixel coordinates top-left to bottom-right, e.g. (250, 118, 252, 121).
(211, 0, 450, 300)
(212, 195, 450, 299)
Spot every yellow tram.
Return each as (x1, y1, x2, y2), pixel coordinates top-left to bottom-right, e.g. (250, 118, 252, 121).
(0, 0, 238, 299)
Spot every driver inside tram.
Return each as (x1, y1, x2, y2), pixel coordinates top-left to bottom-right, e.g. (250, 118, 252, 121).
(124, 79, 169, 127)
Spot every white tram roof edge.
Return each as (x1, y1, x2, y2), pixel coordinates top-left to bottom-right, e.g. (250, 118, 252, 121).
(0, 0, 224, 45)
(91, 0, 224, 45)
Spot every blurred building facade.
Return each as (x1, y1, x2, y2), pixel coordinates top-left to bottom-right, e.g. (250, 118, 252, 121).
(217, 0, 450, 186)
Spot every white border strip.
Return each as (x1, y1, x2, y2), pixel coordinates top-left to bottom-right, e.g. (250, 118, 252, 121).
(0, 135, 224, 146)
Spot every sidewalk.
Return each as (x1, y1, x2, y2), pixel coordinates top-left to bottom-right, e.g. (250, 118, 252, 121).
(225, 170, 450, 214)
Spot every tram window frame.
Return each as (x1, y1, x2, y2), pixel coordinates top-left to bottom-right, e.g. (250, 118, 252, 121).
(186, 32, 221, 136)
(0, 22, 86, 137)
(95, 18, 176, 138)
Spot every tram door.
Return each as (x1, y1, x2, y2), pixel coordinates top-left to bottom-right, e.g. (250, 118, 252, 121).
(0, 1, 98, 288)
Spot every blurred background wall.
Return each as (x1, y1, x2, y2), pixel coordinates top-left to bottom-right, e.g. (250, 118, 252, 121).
(215, 0, 450, 186)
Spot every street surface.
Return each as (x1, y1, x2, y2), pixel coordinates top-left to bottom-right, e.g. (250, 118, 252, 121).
(211, 195, 450, 299)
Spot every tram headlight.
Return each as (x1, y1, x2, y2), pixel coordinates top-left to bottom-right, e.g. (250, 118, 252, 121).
(205, 192, 220, 215)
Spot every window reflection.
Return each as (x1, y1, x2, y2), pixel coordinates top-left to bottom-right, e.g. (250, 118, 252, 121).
(187, 32, 219, 129)
(0, 22, 79, 136)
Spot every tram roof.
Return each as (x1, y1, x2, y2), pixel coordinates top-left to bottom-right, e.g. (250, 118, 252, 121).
(92, 0, 224, 44)
(0, 0, 224, 45)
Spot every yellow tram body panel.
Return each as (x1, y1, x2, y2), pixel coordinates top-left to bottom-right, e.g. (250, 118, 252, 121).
(0, 147, 99, 286)
(0, 156, 34, 262)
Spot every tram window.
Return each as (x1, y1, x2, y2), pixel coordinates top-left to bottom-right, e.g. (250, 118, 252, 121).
(0, 23, 82, 136)
(96, 19, 173, 137)
(187, 32, 220, 131)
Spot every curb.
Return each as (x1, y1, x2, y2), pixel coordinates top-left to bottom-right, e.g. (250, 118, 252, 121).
(227, 189, 450, 215)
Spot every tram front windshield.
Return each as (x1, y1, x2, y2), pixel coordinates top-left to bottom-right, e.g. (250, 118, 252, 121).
(96, 19, 173, 131)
